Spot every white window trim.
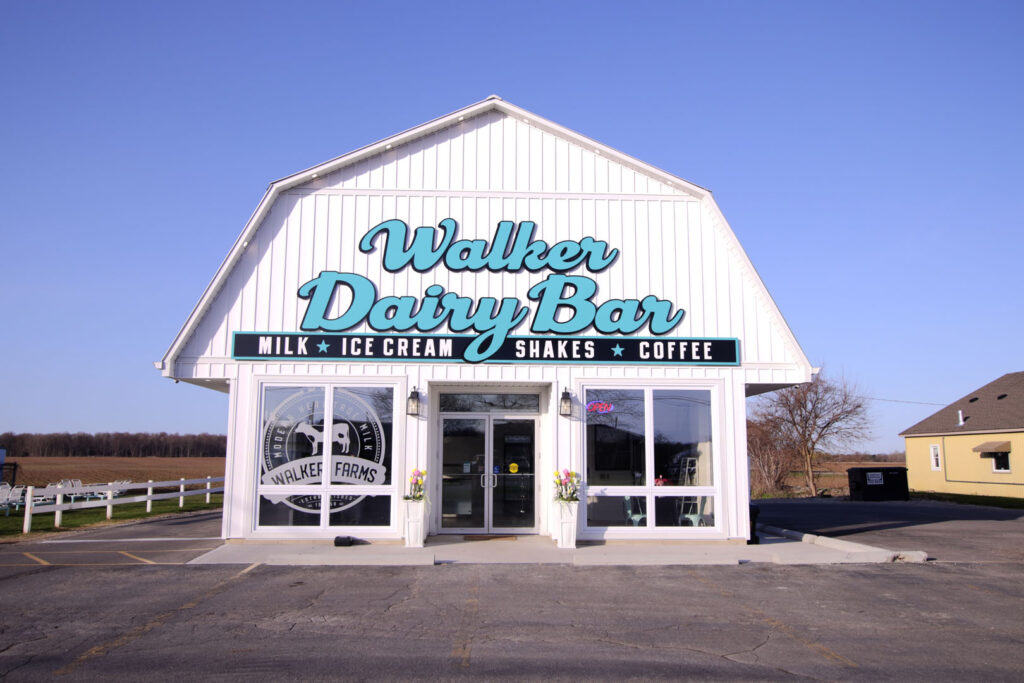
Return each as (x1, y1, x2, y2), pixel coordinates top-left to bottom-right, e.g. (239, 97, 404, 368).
(992, 453, 1011, 474)
(251, 377, 406, 537)
(930, 444, 942, 471)
(576, 378, 724, 538)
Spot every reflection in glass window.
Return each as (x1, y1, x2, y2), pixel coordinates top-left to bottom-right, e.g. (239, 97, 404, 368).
(257, 384, 396, 529)
(653, 496, 715, 527)
(328, 495, 391, 526)
(653, 390, 713, 486)
(258, 494, 321, 526)
(439, 394, 540, 413)
(585, 389, 645, 485)
(586, 495, 647, 527)
(260, 387, 327, 487)
(331, 387, 393, 486)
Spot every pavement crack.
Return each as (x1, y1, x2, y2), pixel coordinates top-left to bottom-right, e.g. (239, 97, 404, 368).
(53, 563, 258, 676)
(449, 569, 480, 668)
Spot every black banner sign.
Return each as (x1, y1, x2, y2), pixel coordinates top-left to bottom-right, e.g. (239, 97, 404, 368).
(233, 333, 739, 365)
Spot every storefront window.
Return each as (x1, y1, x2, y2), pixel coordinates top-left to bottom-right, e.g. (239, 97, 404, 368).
(585, 389, 645, 485)
(653, 496, 715, 527)
(584, 386, 717, 530)
(328, 496, 391, 526)
(653, 390, 713, 486)
(258, 494, 321, 526)
(256, 384, 395, 528)
(586, 495, 647, 527)
(261, 387, 326, 487)
(331, 387, 393, 486)
(439, 393, 540, 413)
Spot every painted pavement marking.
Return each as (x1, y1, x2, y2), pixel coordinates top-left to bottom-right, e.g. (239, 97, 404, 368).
(119, 551, 157, 565)
(41, 537, 222, 543)
(54, 562, 260, 676)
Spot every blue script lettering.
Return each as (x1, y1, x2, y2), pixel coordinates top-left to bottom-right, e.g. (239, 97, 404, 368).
(359, 219, 618, 274)
(528, 275, 685, 335)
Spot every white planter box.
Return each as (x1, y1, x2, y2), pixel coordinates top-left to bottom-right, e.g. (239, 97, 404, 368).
(404, 499, 429, 548)
(556, 500, 579, 549)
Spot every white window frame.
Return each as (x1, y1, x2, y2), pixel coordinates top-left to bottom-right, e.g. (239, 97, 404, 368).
(251, 378, 404, 537)
(578, 379, 723, 539)
(929, 444, 942, 471)
(992, 452, 1011, 474)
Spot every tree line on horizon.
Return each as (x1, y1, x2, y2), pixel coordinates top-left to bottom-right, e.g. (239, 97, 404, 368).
(0, 432, 227, 459)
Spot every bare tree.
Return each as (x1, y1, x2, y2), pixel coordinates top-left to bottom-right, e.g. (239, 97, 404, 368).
(747, 415, 797, 496)
(752, 374, 870, 497)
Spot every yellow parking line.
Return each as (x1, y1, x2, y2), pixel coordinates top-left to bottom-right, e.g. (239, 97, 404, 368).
(23, 552, 50, 565)
(119, 551, 156, 565)
(2, 548, 218, 555)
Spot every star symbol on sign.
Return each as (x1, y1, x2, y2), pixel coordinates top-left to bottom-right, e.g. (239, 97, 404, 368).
(316, 339, 330, 354)
(611, 344, 624, 357)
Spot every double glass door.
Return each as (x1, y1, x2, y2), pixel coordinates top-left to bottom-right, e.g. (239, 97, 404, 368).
(441, 416, 536, 533)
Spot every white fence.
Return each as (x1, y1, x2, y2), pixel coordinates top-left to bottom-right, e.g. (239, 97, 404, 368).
(21, 477, 225, 533)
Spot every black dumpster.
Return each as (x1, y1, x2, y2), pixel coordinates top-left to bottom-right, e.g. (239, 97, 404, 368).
(847, 466, 909, 501)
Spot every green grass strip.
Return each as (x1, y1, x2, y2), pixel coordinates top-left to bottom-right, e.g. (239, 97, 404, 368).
(0, 495, 223, 538)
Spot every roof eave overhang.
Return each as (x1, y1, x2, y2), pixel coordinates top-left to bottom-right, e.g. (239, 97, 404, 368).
(901, 427, 1024, 438)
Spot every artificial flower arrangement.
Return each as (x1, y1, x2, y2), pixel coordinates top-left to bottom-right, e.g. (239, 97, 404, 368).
(553, 469, 581, 502)
(404, 468, 426, 501)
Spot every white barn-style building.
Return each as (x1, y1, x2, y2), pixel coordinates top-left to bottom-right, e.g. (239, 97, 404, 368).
(157, 96, 812, 546)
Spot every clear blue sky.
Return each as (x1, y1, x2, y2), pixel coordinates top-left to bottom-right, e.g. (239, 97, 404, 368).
(2, 1, 1021, 453)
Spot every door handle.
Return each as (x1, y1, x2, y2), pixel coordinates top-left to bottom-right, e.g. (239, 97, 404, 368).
(480, 473, 488, 488)
(491, 474, 498, 488)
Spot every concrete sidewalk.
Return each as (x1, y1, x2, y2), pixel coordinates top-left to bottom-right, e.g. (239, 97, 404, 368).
(189, 527, 926, 566)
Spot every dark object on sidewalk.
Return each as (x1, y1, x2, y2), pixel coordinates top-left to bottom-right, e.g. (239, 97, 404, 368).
(334, 536, 355, 547)
(847, 467, 909, 501)
(748, 503, 760, 544)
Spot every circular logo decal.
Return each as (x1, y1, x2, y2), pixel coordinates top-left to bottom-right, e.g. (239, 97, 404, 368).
(261, 388, 387, 513)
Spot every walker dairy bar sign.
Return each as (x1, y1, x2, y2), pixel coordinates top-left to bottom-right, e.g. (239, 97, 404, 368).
(232, 219, 739, 365)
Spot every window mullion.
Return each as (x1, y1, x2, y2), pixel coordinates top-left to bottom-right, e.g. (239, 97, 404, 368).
(321, 386, 334, 528)
(644, 388, 655, 522)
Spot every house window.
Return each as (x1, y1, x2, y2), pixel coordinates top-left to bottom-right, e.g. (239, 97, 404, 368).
(583, 386, 717, 530)
(930, 444, 942, 471)
(256, 383, 395, 528)
(992, 452, 1010, 473)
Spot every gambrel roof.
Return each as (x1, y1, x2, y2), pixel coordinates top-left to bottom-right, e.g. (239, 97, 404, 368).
(156, 96, 812, 392)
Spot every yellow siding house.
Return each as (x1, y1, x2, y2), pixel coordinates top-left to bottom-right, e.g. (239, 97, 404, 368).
(901, 372, 1024, 498)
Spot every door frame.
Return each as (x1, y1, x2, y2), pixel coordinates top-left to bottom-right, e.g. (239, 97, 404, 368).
(437, 412, 539, 534)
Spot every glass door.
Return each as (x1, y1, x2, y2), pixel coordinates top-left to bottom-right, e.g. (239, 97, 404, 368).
(440, 416, 536, 533)
(491, 419, 535, 530)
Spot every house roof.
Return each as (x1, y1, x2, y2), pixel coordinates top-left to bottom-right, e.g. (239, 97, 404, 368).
(900, 371, 1024, 437)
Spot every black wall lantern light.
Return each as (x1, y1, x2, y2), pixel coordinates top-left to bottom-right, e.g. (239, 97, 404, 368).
(407, 387, 421, 417)
(559, 388, 572, 417)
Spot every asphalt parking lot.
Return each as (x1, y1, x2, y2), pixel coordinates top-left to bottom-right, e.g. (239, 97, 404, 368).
(1, 501, 1022, 680)
(0, 511, 224, 568)
(757, 497, 1024, 563)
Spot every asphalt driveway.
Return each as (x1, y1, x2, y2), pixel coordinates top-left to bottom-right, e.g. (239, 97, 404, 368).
(757, 498, 1024, 563)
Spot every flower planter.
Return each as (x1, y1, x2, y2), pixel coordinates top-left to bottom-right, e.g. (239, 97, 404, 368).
(556, 500, 579, 549)
(404, 499, 429, 548)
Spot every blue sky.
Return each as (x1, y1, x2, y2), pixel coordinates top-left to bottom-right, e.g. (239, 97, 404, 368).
(1, 1, 1021, 453)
